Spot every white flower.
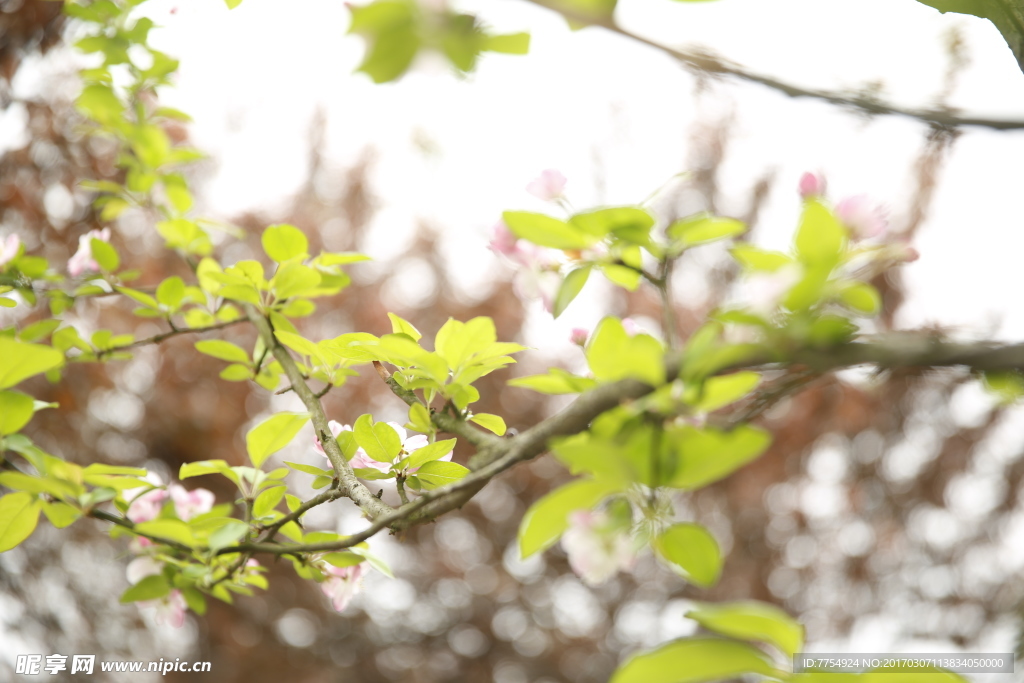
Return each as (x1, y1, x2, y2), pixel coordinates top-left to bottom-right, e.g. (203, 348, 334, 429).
(320, 563, 365, 612)
(141, 590, 187, 628)
(0, 234, 20, 267)
(67, 228, 111, 277)
(835, 195, 887, 240)
(561, 510, 637, 586)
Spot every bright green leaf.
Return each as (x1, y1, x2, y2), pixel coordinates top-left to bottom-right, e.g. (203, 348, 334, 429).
(653, 523, 722, 587)
(609, 637, 777, 683)
(246, 413, 310, 468)
(0, 338, 64, 390)
(686, 600, 804, 657)
(0, 492, 41, 552)
(0, 391, 35, 435)
(518, 478, 621, 558)
(469, 413, 506, 436)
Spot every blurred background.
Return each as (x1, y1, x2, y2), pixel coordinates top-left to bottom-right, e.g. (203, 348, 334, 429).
(2, 0, 1024, 680)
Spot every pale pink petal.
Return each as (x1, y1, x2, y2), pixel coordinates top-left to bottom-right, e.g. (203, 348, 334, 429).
(385, 421, 407, 444)
(560, 509, 636, 586)
(835, 195, 887, 240)
(350, 450, 390, 472)
(126, 488, 169, 523)
(320, 563, 365, 612)
(570, 328, 589, 346)
(314, 420, 347, 457)
(0, 234, 20, 267)
(402, 434, 428, 453)
(526, 169, 567, 201)
(126, 557, 163, 584)
(169, 484, 215, 521)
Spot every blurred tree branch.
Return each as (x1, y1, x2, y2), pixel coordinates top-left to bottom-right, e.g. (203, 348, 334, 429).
(523, 0, 1024, 130)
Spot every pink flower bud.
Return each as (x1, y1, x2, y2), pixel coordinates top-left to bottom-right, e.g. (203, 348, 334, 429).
(0, 234, 21, 267)
(487, 221, 520, 259)
(526, 169, 567, 202)
(570, 328, 589, 346)
(798, 172, 827, 199)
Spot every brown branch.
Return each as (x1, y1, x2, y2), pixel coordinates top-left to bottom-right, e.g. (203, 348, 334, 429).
(244, 305, 393, 520)
(523, 0, 1024, 131)
(95, 318, 248, 357)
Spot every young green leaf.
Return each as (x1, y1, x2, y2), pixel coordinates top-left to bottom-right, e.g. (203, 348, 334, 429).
(517, 478, 621, 558)
(502, 211, 593, 249)
(0, 338, 64, 390)
(0, 492, 42, 553)
(653, 523, 722, 587)
(414, 461, 469, 489)
(262, 224, 309, 262)
(405, 439, 456, 469)
(685, 600, 805, 658)
(388, 312, 422, 341)
(609, 637, 777, 683)
(246, 412, 310, 468)
(553, 266, 590, 318)
(469, 413, 506, 436)
(0, 390, 35, 436)
(353, 414, 402, 463)
(195, 340, 251, 365)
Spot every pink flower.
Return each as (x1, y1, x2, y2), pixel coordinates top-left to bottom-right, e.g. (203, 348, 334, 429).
(621, 318, 644, 336)
(67, 228, 111, 277)
(561, 510, 637, 586)
(125, 558, 187, 627)
(835, 195, 887, 240)
(125, 474, 168, 523)
(798, 172, 827, 199)
(488, 221, 520, 260)
(320, 563, 365, 612)
(144, 590, 187, 628)
(570, 328, 589, 346)
(526, 169, 567, 201)
(169, 484, 215, 521)
(314, 420, 348, 457)
(0, 234, 20, 267)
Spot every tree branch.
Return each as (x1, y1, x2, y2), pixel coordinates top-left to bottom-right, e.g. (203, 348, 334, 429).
(95, 319, 248, 357)
(216, 334, 1024, 556)
(243, 305, 393, 520)
(523, 0, 1024, 131)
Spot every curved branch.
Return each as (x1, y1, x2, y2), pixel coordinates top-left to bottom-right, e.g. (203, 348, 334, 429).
(217, 334, 1024, 557)
(244, 305, 393, 520)
(523, 0, 1024, 131)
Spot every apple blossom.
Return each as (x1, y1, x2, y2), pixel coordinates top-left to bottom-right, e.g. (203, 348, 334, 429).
(526, 169, 567, 201)
(0, 234, 20, 267)
(513, 267, 562, 313)
(169, 484, 215, 521)
(835, 195, 887, 240)
(143, 590, 187, 628)
(67, 228, 111, 277)
(126, 556, 164, 584)
(561, 509, 637, 586)
(570, 328, 589, 346)
(798, 172, 827, 199)
(313, 419, 348, 457)
(125, 475, 169, 523)
(320, 563, 366, 612)
(350, 422, 441, 473)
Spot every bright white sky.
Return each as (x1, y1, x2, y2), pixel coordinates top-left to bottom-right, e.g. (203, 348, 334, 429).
(131, 0, 1024, 347)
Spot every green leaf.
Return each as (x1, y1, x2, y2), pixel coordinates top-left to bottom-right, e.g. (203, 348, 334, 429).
(274, 331, 322, 359)
(348, 0, 422, 83)
(502, 211, 593, 249)
(609, 637, 777, 683)
(553, 266, 590, 318)
(570, 206, 655, 243)
(469, 413, 506, 436)
(406, 439, 456, 469)
(179, 460, 233, 481)
(284, 461, 334, 477)
(387, 312, 422, 341)
(207, 519, 249, 552)
(730, 244, 792, 272)
(686, 600, 804, 658)
(518, 478, 621, 558)
(272, 263, 321, 300)
(653, 523, 722, 587)
(41, 501, 81, 529)
(195, 340, 251, 364)
(120, 574, 171, 603)
(252, 486, 287, 518)
(323, 551, 364, 568)
(838, 281, 881, 314)
(134, 519, 195, 547)
(225, 0, 244, 9)
(508, 368, 597, 395)
(484, 32, 530, 54)
(794, 200, 845, 267)
(687, 372, 761, 413)
(434, 317, 496, 372)
(601, 263, 641, 291)
(982, 370, 1024, 405)
(668, 213, 746, 247)
(667, 425, 771, 489)
(410, 460, 469, 489)
(219, 364, 252, 381)
(586, 317, 664, 386)
(0, 391, 35, 435)
(0, 492, 41, 552)
(353, 414, 401, 463)
(246, 413, 310, 468)
(156, 276, 186, 308)
(0, 338, 64, 389)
